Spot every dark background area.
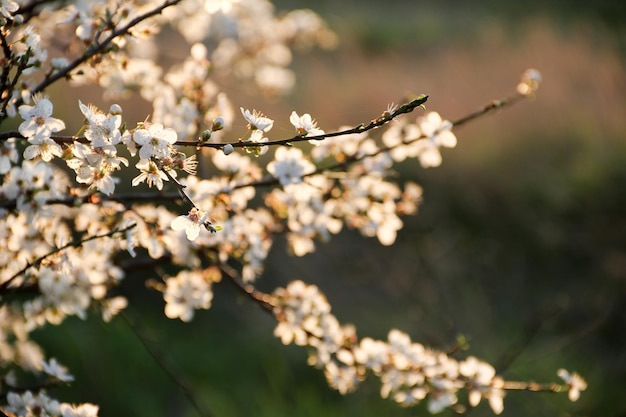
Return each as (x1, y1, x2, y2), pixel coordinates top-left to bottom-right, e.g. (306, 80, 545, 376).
(34, 1, 626, 416)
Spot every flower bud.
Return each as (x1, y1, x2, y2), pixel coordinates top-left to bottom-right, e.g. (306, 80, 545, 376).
(223, 144, 234, 155)
(109, 103, 122, 115)
(212, 117, 225, 131)
(201, 129, 212, 141)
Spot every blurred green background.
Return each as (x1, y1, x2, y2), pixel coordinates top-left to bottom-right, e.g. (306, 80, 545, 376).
(34, 1, 625, 416)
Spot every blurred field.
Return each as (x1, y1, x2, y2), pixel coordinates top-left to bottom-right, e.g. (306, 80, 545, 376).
(34, 2, 626, 417)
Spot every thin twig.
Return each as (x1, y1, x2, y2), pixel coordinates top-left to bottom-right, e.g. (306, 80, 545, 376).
(230, 90, 530, 192)
(219, 263, 275, 313)
(0, 95, 428, 144)
(494, 306, 563, 372)
(161, 167, 197, 209)
(177, 94, 429, 150)
(120, 311, 212, 417)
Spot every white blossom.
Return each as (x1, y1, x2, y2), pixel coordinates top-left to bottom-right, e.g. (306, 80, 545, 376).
(163, 270, 213, 322)
(78, 101, 123, 146)
(18, 97, 66, 141)
(267, 147, 315, 187)
(240, 107, 274, 132)
(0, 0, 18, 19)
(133, 123, 178, 160)
(290, 111, 324, 137)
(171, 207, 210, 241)
(558, 369, 588, 402)
(42, 358, 74, 382)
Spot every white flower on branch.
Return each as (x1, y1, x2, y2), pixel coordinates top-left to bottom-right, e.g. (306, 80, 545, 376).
(23, 137, 63, 162)
(59, 402, 99, 417)
(0, 160, 67, 215)
(381, 112, 456, 168)
(382, 119, 422, 163)
(459, 356, 497, 406)
(244, 130, 270, 156)
(411, 111, 457, 168)
(18, 96, 66, 142)
(0, 0, 18, 19)
(240, 107, 274, 132)
(517, 68, 542, 96)
(132, 158, 168, 190)
(67, 142, 128, 196)
(16, 340, 45, 372)
(364, 201, 403, 246)
(42, 357, 74, 382)
(16, 26, 48, 73)
(427, 389, 458, 414)
(0, 138, 18, 173)
(78, 101, 123, 147)
(394, 386, 428, 407)
(171, 207, 211, 241)
(0, 0, 574, 412)
(289, 111, 324, 137)
(6, 391, 61, 417)
(267, 147, 315, 187)
(558, 368, 588, 402)
(133, 123, 178, 160)
(271, 280, 546, 415)
(101, 296, 128, 323)
(356, 138, 393, 176)
(163, 270, 214, 322)
(418, 111, 457, 148)
(324, 361, 360, 394)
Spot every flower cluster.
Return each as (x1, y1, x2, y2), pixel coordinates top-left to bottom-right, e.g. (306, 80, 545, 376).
(164, 0, 337, 95)
(272, 281, 585, 414)
(19, 96, 65, 162)
(67, 102, 128, 195)
(162, 269, 218, 322)
(5, 391, 98, 417)
(382, 111, 456, 168)
(0, 0, 578, 415)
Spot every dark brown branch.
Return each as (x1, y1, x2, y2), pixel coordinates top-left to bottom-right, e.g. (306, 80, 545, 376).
(16, 0, 55, 23)
(161, 167, 197, 210)
(176, 94, 429, 150)
(220, 263, 275, 313)
(1, 95, 427, 145)
(230, 90, 530, 192)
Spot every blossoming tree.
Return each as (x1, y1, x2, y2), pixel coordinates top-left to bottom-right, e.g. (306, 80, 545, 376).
(0, 0, 586, 416)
